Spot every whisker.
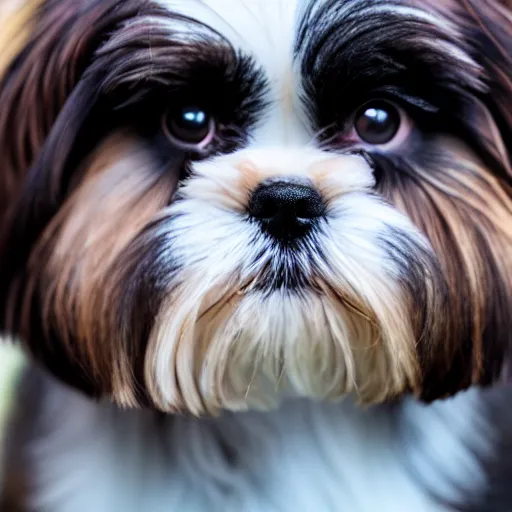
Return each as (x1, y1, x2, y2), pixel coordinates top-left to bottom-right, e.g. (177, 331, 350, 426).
(198, 285, 240, 321)
(245, 355, 262, 400)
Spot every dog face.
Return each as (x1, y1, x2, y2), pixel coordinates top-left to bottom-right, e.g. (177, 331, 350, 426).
(0, 0, 511, 414)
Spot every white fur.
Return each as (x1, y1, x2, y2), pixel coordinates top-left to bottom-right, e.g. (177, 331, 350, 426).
(24, 375, 491, 512)
(146, 149, 429, 412)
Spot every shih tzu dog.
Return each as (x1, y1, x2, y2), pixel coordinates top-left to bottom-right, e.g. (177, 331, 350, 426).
(1, 0, 512, 510)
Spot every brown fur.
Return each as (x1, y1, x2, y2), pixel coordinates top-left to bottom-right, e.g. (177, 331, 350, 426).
(30, 132, 177, 405)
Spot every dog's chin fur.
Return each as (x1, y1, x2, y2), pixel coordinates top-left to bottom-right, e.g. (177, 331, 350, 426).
(1, 0, 512, 510)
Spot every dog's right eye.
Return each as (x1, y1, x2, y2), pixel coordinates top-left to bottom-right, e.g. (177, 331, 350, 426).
(354, 101, 401, 145)
(163, 106, 215, 150)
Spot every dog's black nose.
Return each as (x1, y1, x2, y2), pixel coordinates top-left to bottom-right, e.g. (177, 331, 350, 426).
(249, 181, 325, 241)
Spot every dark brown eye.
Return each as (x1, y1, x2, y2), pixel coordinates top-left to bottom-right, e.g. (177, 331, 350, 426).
(354, 101, 401, 145)
(163, 106, 214, 148)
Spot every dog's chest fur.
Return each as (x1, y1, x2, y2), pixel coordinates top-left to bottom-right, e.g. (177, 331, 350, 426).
(10, 370, 492, 512)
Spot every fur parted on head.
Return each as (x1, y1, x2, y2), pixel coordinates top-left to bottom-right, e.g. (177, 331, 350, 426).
(0, 0, 511, 415)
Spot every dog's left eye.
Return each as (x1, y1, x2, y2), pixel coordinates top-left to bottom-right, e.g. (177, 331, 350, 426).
(163, 106, 215, 149)
(349, 100, 411, 149)
(354, 101, 400, 145)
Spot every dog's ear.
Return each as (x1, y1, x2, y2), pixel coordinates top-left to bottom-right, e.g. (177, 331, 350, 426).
(0, 1, 174, 224)
(458, 0, 512, 386)
(0, 0, 176, 359)
(0, 0, 142, 383)
(0, 0, 174, 272)
(0, 0, 112, 220)
(0, 0, 210, 394)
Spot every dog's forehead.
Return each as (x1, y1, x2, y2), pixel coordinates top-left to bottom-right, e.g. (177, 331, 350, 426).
(152, 0, 460, 148)
(157, 0, 316, 145)
(154, 1, 451, 65)
(156, 0, 304, 71)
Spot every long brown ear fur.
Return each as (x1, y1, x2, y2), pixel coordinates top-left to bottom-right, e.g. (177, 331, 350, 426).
(0, 0, 164, 393)
(0, 0, 149, 223)
(0, 0, 39, 220)
(458, 0, 512, 386)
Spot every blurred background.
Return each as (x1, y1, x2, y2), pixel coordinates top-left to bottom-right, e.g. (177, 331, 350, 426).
(0, 344, 24, 457)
